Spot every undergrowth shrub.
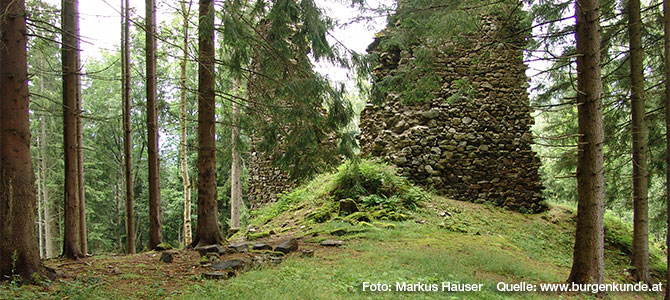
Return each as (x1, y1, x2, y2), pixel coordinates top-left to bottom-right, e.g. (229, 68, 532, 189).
(333, 159, 428, 213)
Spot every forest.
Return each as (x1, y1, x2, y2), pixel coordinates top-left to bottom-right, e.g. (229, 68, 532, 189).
(2, 0, 670, 299)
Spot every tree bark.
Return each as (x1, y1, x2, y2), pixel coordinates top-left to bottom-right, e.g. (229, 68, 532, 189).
(61, 0, 83, 260)
(567, 0, 605, 285)
(146, 0, 162, 250)
(193, 0, 224, 247)
(122, 0, 135, 254)
(0, 0, 48, 281)
(115, 169, 122, 252)
(664, 0, 670, 298)
(230, 79, 242, 229)
(180, 0, 193, 247)
(628, 0, 650, 284)
(77, 77, 87, 256)
(40, 116, 54, 259)
(37, 130, 44, 259)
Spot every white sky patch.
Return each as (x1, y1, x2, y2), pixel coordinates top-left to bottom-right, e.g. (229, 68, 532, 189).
(41, 0, 392, 90)
(313, 0, 393, 87)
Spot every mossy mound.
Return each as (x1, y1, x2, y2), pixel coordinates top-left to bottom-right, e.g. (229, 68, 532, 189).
(307, 159, 429, 224)
(246, 159, 429, 238)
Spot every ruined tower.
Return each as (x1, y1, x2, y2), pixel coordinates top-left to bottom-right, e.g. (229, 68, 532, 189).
(359, 1, 547, 212)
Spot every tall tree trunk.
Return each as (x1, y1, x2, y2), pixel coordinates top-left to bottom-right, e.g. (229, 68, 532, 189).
(567, 0, 605, 285)
(628, 0, 650, 284)
(37, 130, 44, 259)
(61, 0, 83, 259)
(77, 82, 87, 256)
(40, 116, 54, 259)
(0, 0, 48, 281)
(180, 0, 193, 247)
(145, 0, 162, 250)
(230, 79, 242, 229)
(664, 0, 670, 298)
(115, 169, 122, 252)
(193, 0, 224, 247)
(122, 0, 135, 254)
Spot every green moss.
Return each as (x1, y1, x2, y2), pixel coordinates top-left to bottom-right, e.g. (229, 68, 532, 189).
(604, 215, 633, 255)
(373, 222, 396, 229)
(342, 211, 371, 223)
(155, 242, 173, 250)
(248, 231, 272, 240)
(306, 202, 336, 223)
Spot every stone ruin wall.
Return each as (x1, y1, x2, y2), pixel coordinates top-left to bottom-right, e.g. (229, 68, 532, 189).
(247, 139, 295, 209)
(359, 14, 547, 212)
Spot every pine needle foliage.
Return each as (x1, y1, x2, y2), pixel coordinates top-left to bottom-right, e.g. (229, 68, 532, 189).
(220, 0, 356, 182)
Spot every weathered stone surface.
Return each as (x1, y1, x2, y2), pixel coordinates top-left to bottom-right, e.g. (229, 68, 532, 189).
(228, 242, 248, 253)
(195, 244, 226, 256)
(252, 243, 273, 251)
(339, 198, 358, 215)
(301, 249, 314, 258)
(202, 272, 234, 280)
(274, 238, 299, 254)
(154, 243, 172, 251)
(159, 252, 174, 263)
(212, 259, 245, 271)
(320, 240, 344, 247)
(269, 256, 283, 265)
(358, 12, 547, 213)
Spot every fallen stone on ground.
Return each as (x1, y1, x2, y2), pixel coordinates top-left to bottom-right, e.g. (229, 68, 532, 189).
(228, 242, 248, 253)
(211, 259, 245, 271)
(275, 238, 298, 254)
(159, 251, 174, 263)
(202, 271, 234, 280)
(301, 249, 314, 258)
(252, 243, 273, 251)
(195, 244, 226, 256)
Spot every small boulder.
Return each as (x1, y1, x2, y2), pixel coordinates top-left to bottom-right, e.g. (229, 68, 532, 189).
(206, 252, 219, 261)
(339, 199, 358, 215)
(195, 244, 225, 256)
(320, 240, 344, 247)
(228, 242, 248, 253)
(154, 243, 173, 251)
(274, 238, 298, 254)
(301, 250, 314, 258)
(211, 259, 245, 271)
(228, 227, 240, 235)
(268, 256, 283, 265)
(159, 251, 174, 263)
(252, 243, 273, 251)
(202, 272, 234, 280)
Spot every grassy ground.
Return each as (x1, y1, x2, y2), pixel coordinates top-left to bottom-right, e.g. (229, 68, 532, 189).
(1, 197, 665, 299)
(1, 162, 666, 299)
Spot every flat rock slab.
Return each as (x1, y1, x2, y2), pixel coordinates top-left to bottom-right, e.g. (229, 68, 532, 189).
(301, 249, 314, 258)
(211, 259, 245, 271)
(195, 244, 226, 256)
(320, 240, 344, 247)
(252, 243, 273, 251)
(274, 238, 298, 254)
(269, 256, 283, 265)
(228, 242, 248, 253)
(202, 271, 234, 280)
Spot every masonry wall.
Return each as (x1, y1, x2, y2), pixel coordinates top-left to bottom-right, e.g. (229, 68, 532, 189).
(359, 14, 547, 212)
(247, 139, 295, 209)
